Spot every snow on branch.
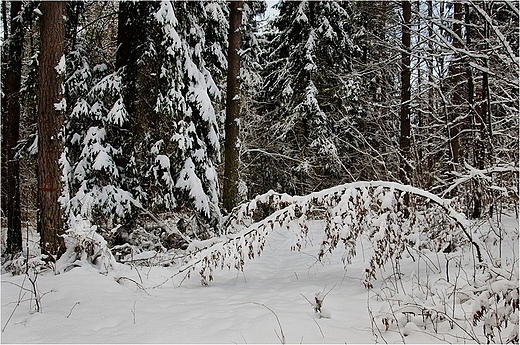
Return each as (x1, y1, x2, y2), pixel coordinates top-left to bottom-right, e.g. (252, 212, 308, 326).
(442, 162, 519, 198)
(179, 181, 482, 286)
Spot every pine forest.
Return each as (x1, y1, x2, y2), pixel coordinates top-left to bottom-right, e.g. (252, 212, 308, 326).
(1, 1, 519, 343)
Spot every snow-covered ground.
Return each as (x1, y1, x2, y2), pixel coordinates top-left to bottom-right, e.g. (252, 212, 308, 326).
(1, 216, 518, 343)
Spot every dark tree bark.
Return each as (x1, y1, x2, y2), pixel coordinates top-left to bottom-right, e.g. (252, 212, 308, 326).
(480, 2, 492, 155)
(399, 0, 411, 185)
(116, 1, 147, 116)
(223, 0, 243, 213)
(473, 2, 493, 218)
(37, 1, 65, 257)
(465, 3, 481, 219)
(4, 1, 24, 254)
(1, 1, 7, 40)
(425, 0, 435, 188)
(449, 2, 464, 167)
(1, 0, 9, 219)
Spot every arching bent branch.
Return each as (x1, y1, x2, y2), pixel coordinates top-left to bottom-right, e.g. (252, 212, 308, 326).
(182, 181, 482, 285)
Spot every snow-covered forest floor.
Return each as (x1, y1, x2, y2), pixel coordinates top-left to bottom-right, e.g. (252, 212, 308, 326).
(1, 212, 518, 343)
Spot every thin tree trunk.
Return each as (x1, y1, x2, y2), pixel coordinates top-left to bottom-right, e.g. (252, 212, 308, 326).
(449, 2, 463, 167)
(223, 0, 243, 213)
(1, 1, 7, 40)
(425, 0, 434, 188)
(37, 1, 65, 257)
(480, 2, 493, 217)
(481, 3, 492, 152)
(465, 3, 481, 219)
(400, 0, 411, 185)
(5, 1, 23, 253)
(427, 0, 433, 114)
(415, 0, 423, 187)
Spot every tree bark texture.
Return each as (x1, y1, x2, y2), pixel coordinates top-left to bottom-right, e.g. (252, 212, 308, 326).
(399, 0, 411, 185)
(37, 1, 65, 257)
(223, 0, 243, 213)
(1, 0, 9, 218)
(4, 1, 24, 253)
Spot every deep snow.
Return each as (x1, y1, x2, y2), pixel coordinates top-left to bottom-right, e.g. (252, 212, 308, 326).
(1, 216, 518, 343)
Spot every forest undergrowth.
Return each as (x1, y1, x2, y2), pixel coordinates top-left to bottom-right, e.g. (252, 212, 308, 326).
(1, 181, 518, 343)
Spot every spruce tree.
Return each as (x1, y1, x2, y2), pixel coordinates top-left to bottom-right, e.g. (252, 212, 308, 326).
(256, 0, 355, 195)
(62, 1, 140, 226)
(149, 0, 224, 228)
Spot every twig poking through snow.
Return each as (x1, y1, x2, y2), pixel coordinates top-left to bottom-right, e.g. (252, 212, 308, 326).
(131, 301, 137, 324)
(115, 276, 151, 296)
(66, 302, 80, 318)
(312, 318, 325, 338)
(251, 302, 285, 344)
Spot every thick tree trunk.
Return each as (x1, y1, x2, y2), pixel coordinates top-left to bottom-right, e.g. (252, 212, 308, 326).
(399, 0, 411, 185)
(37, 1, 65, 257)
(1, 1, 9, 219)
(5, 1, 23, 253)
(223, 0, 243, 213)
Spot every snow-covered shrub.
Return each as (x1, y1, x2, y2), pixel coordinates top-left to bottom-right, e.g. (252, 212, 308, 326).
(224, 190, 294, 232)
(183, 181, 481, 286)
(2, 254, 48, 276)
(109, 213, 215, 267)
(57, 216, 116, 274)
(368, 215, 519, 343)
(472, 268, 519, 343)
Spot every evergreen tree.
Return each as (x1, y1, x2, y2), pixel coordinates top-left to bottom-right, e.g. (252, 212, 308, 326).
(62, 1, 140, 227)
(346, 1, 402, 183)
(255, 0, 355, 195)
(147, 0, 224, 228)
(62, 0, 227, 234)
(62, 49, 139, 225)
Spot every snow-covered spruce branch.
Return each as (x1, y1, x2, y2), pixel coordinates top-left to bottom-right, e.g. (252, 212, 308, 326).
(181, 181, 482, 286)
